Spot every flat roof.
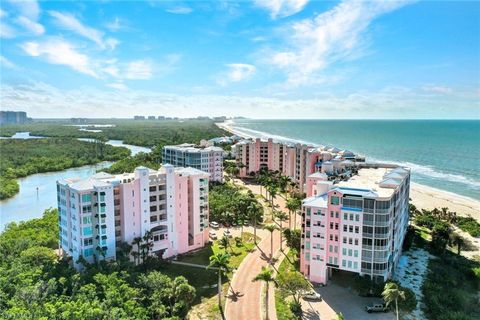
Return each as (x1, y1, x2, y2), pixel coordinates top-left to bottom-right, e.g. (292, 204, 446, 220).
(336, 167, 408, 198)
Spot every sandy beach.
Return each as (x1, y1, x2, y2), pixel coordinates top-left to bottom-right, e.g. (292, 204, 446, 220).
(219, 122, 480, 222)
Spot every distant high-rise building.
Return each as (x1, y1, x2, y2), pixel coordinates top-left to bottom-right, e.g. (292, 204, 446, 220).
(147, 116, 156, 120)
(162, 144, 224, 182)
(57, 165, 210, 270)
(0, 111, 27, 124)
(134, 116, 146, 120)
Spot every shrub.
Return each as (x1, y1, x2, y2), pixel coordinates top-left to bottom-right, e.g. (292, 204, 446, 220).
(455, 216, 480, 237)
(288, 300, 302, 319)
(353, 275, 384, 297)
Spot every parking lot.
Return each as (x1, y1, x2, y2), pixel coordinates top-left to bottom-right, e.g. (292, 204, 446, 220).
(301, 282, 395, 320)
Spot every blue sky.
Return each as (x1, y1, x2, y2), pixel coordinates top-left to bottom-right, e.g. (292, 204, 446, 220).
(0, 0, 479, 119)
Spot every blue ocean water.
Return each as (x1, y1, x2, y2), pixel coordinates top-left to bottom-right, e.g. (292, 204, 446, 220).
(229, 120, 480, 200)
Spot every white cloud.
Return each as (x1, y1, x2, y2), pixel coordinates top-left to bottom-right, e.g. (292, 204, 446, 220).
(2, 81, 477, 119)
(15, 16, 45, 35)
(8, 0, 40, 21)
(106, 17, 124, 32)
(268, 0, 414, 86)
(0, 8, 7, 18)
(21, 38, 98, 77)
(219, 63, 256, 85)
(422, 85, 453, 94)
(254, 0, 308, 19)
(0, 55, 18, 69)
(49, 11, 118, 50)
(107, 82, 128, 91)
(125, 60, 153, 80)
(0, 22, 16, 38)
(166, 6, 193, 14)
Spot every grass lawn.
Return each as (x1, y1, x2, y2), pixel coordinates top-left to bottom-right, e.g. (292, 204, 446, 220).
(167, 232, 259, 319)
(275, 250, 300, 320)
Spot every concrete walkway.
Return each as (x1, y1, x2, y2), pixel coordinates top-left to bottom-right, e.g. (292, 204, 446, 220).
(171, 260, 218, 270)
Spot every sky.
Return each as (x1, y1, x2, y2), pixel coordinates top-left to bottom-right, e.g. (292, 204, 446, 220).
(0, 0, 479, 119)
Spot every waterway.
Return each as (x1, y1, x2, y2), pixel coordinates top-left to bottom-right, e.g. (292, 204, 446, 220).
(0, 136, 152, 231)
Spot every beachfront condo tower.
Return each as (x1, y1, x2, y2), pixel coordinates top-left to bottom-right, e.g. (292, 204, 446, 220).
(299, 165, 410, 284)
(57, 165, 210, 269)
(233, 138, 357, 191)
(162, 144, 224, 182)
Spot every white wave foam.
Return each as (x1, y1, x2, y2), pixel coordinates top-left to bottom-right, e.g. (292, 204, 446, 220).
(228, 121, 480, 192)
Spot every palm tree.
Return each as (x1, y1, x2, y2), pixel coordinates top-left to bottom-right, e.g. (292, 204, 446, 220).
(275, 211, 289, 251)
(286, 198, 297, 229)
(248, 202, 263, 244)
(264, 224, 277, 263)
(219, 236, 230, 253)
(252, 267, 275, 320)
(132, 236, 142, 265)
(208, 252, 231, 309)
(382, 282, 406, 320)
(450, 233, 465, 255)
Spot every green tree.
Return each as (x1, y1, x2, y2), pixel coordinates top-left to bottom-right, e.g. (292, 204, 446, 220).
(207, 252, 231, 310)
(382, 282, 406, 320)
(276, 270, 310, 304)
(275, 211, 289, 251)
(264, 224, 277, 263)
(252, 267, 275, 320)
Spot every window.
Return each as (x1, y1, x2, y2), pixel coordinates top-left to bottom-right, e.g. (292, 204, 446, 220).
(343, 237, 347, 244)
(335, 212, 339, 218)
(355, 214, 360, 222)
(355, 226, 359, 234)
(353, 262, 358, 269)
(100, 206, 106, 213)
(342, 260, 346, 267)
(333, 257, 338, 265)
(348, 249, 352, 256)
(349, 238, 353, 245)
(83, 248, 94, 257)
(335, 235, 338, 242)
(329, 245, 333, 252)
(349, 214, 354, 221)
(150, 215, 158, 222)
(354, 239, 359, 245)
(306, 253, 310, 261)
(329, 235, 333, 241)
(150, 205, 157, 212)
(330, 211, 334, 218)
(100, 195, 105, 202)
(330, 196, 340, 205)
(343, 213, 348, 220)
(83, 227, 93, 236)
(334, 246, 338, 253)
(342, 248, 347, 255)
(330, 222, 334, 229)
(349, 226, 353, 233)
(343, 225, 347, 232)
(335, 223, 339, 230)
(82, 205, 92, 213)
(81, 194, 91, 203)
(149, 186, 157, 192)
(82, 215, 92, 225)
(348, 260, 352, 268)
(115, 220, 121, 227)
(83, 238, 93, 246)
(354, 250, 358, 258)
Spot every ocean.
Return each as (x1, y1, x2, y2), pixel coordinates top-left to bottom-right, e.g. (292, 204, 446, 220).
(227, 119, 480, 201)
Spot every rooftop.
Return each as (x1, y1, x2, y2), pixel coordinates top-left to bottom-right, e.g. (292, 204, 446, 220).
(164, 144, 223, 153)
(335, 167, 409, 198)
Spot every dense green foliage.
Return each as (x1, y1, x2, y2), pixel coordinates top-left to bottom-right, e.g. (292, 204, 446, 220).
(0, 209, 198, 319)
(422, 252, 480, 320)
(0, 138, 130, 199)
(208, 183, 263, 225)
(455, 216, 480, 237)
(0, 119, 228, 147)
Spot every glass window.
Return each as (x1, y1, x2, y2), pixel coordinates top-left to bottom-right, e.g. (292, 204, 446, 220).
(343, 213, 348, 220)
(342, 260, 346, 267)
(330, 196, 340, 205)
(342, 248, 346, 255)
(354, 250, 358, 257)
(83, 227, 93, 236)
(349, 214, 354, 221)
(348, 260, 352, 268)
(348, 249, 352, 256)
(81, 194, 91, 203)
(353, 262, 358, 269)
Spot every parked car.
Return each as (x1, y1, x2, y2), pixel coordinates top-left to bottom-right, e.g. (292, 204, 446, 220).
(209, 230, 217, 240)
(302, 291, 322, 301)
(223, 230, 232, 238)
(365, 304, 389, 313)
(209, 221, 219, 229)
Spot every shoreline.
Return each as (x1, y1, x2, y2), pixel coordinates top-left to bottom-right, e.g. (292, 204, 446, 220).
(218, 121, 480, 221)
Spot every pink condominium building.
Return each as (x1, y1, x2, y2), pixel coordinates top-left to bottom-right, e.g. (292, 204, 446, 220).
(233, 138, 356, 191)
(300, 165, 410, 284)
(57, 164, 209, 269)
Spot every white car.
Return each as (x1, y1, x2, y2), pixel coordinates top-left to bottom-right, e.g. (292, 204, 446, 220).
(302, 291, 322, 301)
(223, 230, 232, 238)
(209, 221, 219, 228)
(209, 230, 217, 240)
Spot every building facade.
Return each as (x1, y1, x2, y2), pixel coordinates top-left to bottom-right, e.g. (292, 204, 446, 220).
(57, 165, 210, 269)
(233, 138, 356, 192)
(0, 111, 27, 124)
(162, 144, 224, 182)
(299, 165, 410, 284)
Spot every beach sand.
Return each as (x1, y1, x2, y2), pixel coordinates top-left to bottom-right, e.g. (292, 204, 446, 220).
(218, 122, 480, 222)
(410, 182, 480, 221)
